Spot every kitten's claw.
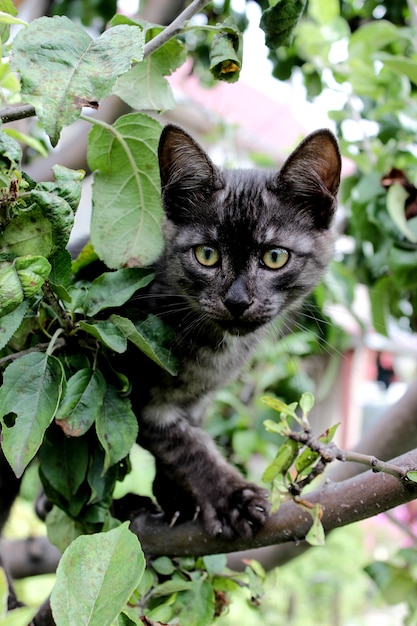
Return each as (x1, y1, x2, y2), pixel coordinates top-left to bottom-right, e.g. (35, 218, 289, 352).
(169, 510, 181, 527)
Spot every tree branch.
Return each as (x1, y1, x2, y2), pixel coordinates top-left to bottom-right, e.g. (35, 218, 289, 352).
(129, 448, 417, 558)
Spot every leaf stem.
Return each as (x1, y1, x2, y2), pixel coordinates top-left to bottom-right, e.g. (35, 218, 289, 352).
(46, 327, 64, 356)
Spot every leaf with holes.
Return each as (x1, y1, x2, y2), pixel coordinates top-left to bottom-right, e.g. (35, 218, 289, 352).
(0, 352, 65, 476)
(10, 16, 144, 146)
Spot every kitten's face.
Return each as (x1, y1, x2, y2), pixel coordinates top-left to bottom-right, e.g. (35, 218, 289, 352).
(158, 126, 341, 336)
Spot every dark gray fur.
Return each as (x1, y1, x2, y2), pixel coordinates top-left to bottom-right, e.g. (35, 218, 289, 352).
(124, 125, 342, 538)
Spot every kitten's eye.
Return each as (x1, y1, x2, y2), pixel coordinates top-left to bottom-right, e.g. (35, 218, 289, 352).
(194, 245, 220, 267)
(261, 248, 289, 269)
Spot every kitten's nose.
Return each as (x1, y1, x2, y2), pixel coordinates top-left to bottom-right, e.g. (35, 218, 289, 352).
(224, 278, 252, 318)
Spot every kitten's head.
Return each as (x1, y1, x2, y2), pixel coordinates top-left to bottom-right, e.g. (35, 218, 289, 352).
(157, 125, 341, 336)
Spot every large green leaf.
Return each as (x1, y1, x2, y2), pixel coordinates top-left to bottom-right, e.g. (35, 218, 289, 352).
(84, 267, 154, 316)
(56, 368, 106, 437)
(50, 523, 145, 626)
(110, 314, 178, 375)
(96, 385, 138, 472)
(88, 113, 163, 269)
(10, 17, 144, 146)
(0, 352, 64, 476)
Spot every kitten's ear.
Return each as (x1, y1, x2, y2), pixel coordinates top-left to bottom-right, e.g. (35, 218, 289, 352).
(277, 129, 341, 228)
(158, 125, 221, 192)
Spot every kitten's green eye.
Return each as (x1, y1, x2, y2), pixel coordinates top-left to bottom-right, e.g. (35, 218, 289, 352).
(261, 248, 289, 269)
(194, 245, 220, 267)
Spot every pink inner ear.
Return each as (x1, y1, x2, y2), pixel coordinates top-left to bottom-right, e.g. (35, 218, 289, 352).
(279, 130, 341, 198)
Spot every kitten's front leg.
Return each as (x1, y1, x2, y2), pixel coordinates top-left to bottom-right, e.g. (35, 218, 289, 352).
(138, 411, 270, 539)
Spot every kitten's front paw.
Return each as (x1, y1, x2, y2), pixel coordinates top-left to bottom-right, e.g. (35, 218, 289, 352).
(202, 481, 270, 539)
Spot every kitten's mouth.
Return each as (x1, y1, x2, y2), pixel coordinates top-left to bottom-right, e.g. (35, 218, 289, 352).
(216, 318, 265, 336)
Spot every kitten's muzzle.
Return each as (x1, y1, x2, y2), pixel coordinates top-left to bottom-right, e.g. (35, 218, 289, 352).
(223, 276, 252, 318)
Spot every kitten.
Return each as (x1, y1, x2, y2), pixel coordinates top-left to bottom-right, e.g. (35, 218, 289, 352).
(121, 124, 341, 538)
(0, 125, 341, 554)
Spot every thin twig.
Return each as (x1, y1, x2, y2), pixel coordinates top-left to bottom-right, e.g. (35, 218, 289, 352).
(0, 103, 36, 123)
(0, 338, 65, 367)
(287, 430, 409, 481)
(143, 0, 211, 58)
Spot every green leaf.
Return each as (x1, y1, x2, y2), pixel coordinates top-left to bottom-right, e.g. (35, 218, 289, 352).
(0, 300, 28, 350)
(88, 113, 163, 269)
(79, 320, 128, 353)
(407, 470, 417, 483)
(307, 0, 339, 24)
(151, 578, 193, 597)
(365, 561, 416, 605)
(0, 256, 51, 317)
(295, 447, 319, 474)
(262, 439, 299, 483)
(39, 425, 89, 501)
(260, 0, 307, 49)
(386, 182, 417, 243)
(348, 20, 404, 58)
(114, 38, 186, 112)
(11, 17, 144, 146)
(96, 385, 138, 472)
(0, 262, 24, 316)
(209, 20, 243, 83)
(0, 209, 53, 258)
(0, 129, 22, 167)
(262, 395, 297, 417)
(110, 314, 178, 375)
(318, 422, 339, 445)
(377, 53, 417, 86)
(171, 577, 215, 626)
(0, 352, 64, 476)
(305, 505, 325, 546)
(49, 249, 73, 301)
(118, 613, 138, 626)
(0, 1, 19, 46)
(152, 556, 176, 576)
(0, 10, 26, 26)
(46, 506, 85, 553)
(29, 192, 74, 255)
(369, 277, 390, 336)
(299, 391, 315, 415)
(50, 523, 145, 626)
(389, 247, 417, 289)
(56, 368, 106, 437)
(84, 268, 154, 316)
(202, 554, 227, 576)
(3, 127, 48, 158)
(263, 418, 289, 435)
